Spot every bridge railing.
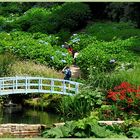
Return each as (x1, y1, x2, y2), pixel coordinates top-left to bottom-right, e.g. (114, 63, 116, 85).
(0, 76, 81, 96)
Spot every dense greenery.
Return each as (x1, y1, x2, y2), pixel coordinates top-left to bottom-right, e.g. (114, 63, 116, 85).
(77, 38, 137, 75)
(56, 88, 105, 118)
(0, 3, 91, 34)
(1, 2, 140, 138)
(0, 31, 73, 70)
(42, 115, 129, 138)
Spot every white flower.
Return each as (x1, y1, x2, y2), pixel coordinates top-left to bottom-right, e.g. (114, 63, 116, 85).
(72, 38, 80, 43)
(56, 51, 60, 53)
(109, 59, 116, 64)
(61, 60, 66, 63)
(62, 53, 67, 56)
(50, 56, 54, 60)
(73, 34, 77, 36)
(22, 46, 27, 48)
(44, 42, 48, 45)
(61, 45, 64, 48)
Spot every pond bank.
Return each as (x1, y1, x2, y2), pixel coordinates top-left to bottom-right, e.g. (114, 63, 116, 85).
(0, 124, 47, 138)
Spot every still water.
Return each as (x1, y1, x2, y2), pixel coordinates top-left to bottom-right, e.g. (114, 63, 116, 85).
(0, 106, 62, 125)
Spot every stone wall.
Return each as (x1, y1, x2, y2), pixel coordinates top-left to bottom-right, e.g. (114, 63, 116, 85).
(0, 124, 46, 137)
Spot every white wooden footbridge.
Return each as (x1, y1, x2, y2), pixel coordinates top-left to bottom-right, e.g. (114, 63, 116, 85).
(0, 76, 81, 96)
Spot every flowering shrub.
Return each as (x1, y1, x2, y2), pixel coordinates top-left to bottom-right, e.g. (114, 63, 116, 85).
(0, 31, 73, 70)
(107, 82, 140, 111)
(77, 38, 138, 75)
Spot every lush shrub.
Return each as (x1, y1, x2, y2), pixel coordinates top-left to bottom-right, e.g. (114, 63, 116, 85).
(127, 127, 140, 138)
(85, 22, 140, 41)
(76, 38, 138, 75)
(50, 3, 91, 32)
(42, 116, 125, 138)
(66, 33, 95, 52)
(107, 82, 140, 112)
(66, 22, 140, 52)
(105, 3, 140, 27)
(56, 88, 105, 119)
(0, 31, 73, 70)
(13, 3, 91, 34)
(14, 7, 51, 32)
(0, 3, 23, 16)
(87, 68, 123, 90)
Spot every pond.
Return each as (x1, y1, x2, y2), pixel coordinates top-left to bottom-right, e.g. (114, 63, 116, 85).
(0, 106, 62, 125)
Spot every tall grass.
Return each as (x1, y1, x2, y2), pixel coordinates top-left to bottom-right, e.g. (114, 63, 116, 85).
(88, 62, 140, 90)
(0, 54, 15, 77)
(118, 62, 140, 86)
(9, 60, 63, 78)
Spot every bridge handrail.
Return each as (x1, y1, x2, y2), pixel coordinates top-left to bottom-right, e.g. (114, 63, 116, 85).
(0, 76, 81, 96)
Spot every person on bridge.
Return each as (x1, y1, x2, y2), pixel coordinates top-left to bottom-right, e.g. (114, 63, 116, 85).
(62, 66, 72, 90)
(62, 66, 72, 81)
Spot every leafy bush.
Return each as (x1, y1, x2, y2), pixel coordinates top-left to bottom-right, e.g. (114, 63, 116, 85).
(85, 22, 140, 41)
(50, 3, 91, 32)
(66, 22, 140, 52)
(0, 3, 23, 16)
(87, 61, 140, 90)
(13, 3, 91, 34)
(77, 38, 138, 75)
(42, 116, 125, 138)
(56, 88, 105, 118)
(87, 68, 122, 90)
(14, 7, 51, 32)
(105, 3, 140, 27)
(66, 33, 94, 52)
(0, 31, 73, 70)
(127, 127, 140, 138)
(107, 82, 140, 112)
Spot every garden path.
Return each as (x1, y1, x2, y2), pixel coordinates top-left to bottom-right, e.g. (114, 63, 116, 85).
(70, 65, 81, 78)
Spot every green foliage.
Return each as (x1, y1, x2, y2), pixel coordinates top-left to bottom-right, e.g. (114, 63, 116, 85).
(0, 54, 15, 77)
(87, 69, 122, 90)
(0, 31, 73, 70)
(24, 94, 62, 112)
(42, 116, 124, 138)
(127, 127, 140, 138)
(106, 3, 140, 27)
(57, 88, 105, 118)
(50, 3, 91, 32)
(0, 2, 36, 17)
(66, 22, 140, 52)
(13, 3, 91, 34)
(77, 37, 138, 75)
(15, 7, 52, 32)
(86, 62, 140, 90)
(85, 22, 140, 41)
(0, 3, 24, 16)
(57, 29, 71, 44)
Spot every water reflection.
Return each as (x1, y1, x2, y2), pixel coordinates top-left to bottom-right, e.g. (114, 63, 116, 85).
(0, 107, 61, 125)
